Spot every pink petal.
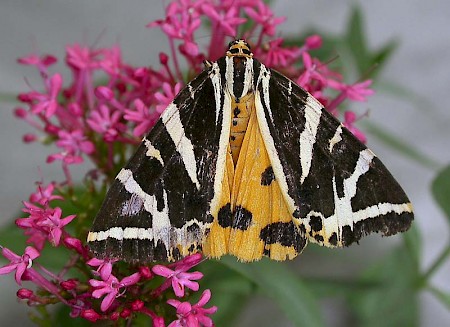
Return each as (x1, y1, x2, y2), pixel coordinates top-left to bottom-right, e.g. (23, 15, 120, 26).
(100, 291, 117, 311)
(24, 246, 40, 260)
(172, 279, 185, 297)
(120, 272, 140, 286)
(152, 265, 174, 277)
(182, 280, 199, 292)
(0, 264, 18, 275)
(177, 302, 192, 315)
(167, 298, 181, 308)
(99, 263, 113, 281)
(15, 263, 27, 284)
(196, 289, 211, 307)
(1, 248, 20, 261)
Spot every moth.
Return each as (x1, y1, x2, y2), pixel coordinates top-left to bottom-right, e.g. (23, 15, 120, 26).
(87, 40, 413, 263)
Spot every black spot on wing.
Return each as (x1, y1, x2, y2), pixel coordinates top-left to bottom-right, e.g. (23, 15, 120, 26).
(232, 206, 253, 230)
(308, 215, 323, 232)
(261, 166, 275, 186)
(259, 222, 306, 252)
(328, 232, 338, 246)
(218, 203, 232, 228)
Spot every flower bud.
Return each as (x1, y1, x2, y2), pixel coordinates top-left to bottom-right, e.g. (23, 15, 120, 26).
(17, 288, 34, 299)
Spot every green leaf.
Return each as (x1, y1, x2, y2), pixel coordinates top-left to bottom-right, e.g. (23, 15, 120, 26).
(402, 225, 422, 270)
(346, 6, 370, 73)
(0, 222, 28, 256)
(428, 286, 450, 310)
(199, 260, 254, 326)
(345, 6, 399, 79)
(369, 39, 399, 79)
(363, 121, 440, 170)
(220, 257, 324, 327)
(432, 164, 450, 220)
(348, 242, 420, 327)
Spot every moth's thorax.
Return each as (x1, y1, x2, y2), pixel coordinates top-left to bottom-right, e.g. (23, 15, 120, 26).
(224, 55, 254, 100)
(229, 92, 255, 165)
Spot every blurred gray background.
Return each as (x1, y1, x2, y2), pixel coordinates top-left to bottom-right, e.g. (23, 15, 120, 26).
(0, 0, 449, 326)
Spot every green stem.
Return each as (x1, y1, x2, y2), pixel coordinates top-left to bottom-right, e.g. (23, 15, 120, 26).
(421, 242, 450, 282)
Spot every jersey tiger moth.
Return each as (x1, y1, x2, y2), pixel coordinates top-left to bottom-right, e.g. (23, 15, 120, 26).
(87, 40, 414, 263)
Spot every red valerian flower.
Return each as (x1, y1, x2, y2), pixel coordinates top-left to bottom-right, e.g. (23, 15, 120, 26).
(28, 73, 62, 118)
(87, 257, 118, 281)
(124, 99, 160, 137)
(152, 264, 203, 298)
(89, 272, 141, 311)
(29, 182, 64, 206)
(35, 207, 76, 246)
(0, 246, 40, 285)
(167, 289, 217, 327)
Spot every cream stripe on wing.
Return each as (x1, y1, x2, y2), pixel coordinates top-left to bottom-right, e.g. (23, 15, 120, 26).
(299, 95, 322, 184)
(161, 103, 200, 190)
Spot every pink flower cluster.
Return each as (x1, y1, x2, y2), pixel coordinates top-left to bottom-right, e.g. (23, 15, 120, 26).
(1, 0, 375, 326)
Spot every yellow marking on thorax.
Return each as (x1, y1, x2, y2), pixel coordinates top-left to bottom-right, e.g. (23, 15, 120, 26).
(230, 93, 255, 165)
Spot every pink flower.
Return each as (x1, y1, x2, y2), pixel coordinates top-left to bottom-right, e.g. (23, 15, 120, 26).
(244, 2, 286, 36)
(297, 52, 327, 87)
(99, 46, 122, 76)
(86, 258, 118, 281)
(124, 99, 160, 137)
(66, 44, 100, 71)
(29, 183, 63, 206)
(328, 79, 375, 102)
(18, 53, 57, 67)
(152, 253, 204, 297)
(155, 82, 183, 114)
(87, 105, 126, 142)
(148, 1, 203, 56)
(343, 111, 367, 143)
(89, 272, 140, 311)
(263, 38, 301, 68)
(201, 4, 246, 36)
(46, 152, 84, 165)
(152, 265, 203, 298)
(167, 289, 217, 327)
(35, 207, 76, 246)
(56, 129, 95, 155)
(28, 73, 62, 118)
(0, 246, 40, 285)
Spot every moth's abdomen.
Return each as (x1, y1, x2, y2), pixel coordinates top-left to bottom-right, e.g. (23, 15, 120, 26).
(229, 93, 255, 165)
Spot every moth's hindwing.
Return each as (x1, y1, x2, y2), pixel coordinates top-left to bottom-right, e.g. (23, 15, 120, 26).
(255, 67, 413, 248)
(87, 66, 230, 263)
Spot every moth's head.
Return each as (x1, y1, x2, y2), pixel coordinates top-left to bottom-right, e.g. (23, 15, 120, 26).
(226, 39, 253, 58)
